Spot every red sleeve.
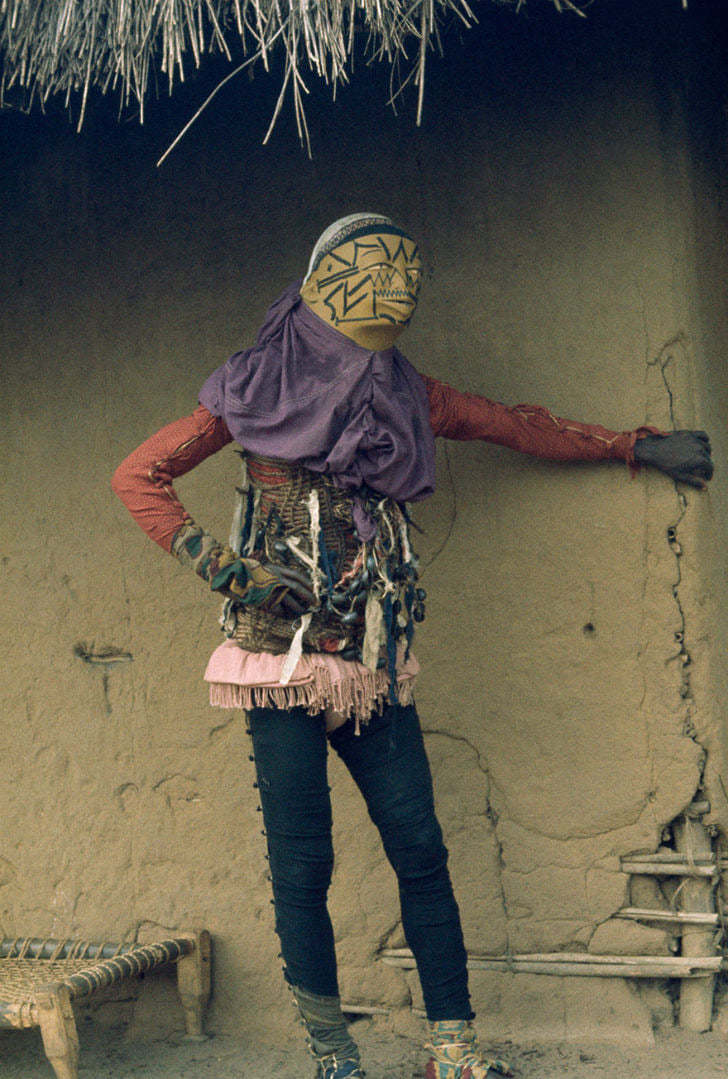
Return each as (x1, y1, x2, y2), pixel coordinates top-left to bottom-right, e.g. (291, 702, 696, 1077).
(422, 374, 663, 467)
(111, 405, 233, 552)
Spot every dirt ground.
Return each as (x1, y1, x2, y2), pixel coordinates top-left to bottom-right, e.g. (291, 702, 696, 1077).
(4, 1020, 728, 1079)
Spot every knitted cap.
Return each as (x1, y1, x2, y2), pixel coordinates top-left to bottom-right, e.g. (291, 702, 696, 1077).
(304, 212, 412, 281)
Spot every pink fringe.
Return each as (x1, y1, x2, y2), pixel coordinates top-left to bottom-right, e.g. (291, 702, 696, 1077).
(208, 664, 416, 730)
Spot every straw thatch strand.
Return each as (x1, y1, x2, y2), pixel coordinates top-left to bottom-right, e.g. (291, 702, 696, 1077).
(0, 0, 582, 156)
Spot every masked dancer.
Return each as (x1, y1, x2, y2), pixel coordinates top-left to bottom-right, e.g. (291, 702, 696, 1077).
(113, 213, 713, 1079)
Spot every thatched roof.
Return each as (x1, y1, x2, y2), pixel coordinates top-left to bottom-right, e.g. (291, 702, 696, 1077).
(0, 0, 580, 157)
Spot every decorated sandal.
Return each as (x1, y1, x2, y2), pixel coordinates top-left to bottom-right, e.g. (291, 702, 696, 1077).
(425, 1020, 513, 1079)
(314, 1053, 364, 1078)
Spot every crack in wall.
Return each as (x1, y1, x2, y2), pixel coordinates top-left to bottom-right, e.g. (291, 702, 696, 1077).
(646, 336, 706, 775)
(646, 333, 687, 428)
(577, 328, 719, 984)
(496, 804, 653, 845)
(375, 918, 403, 954)
(421, 441, 458, 573)
(209, 714, 239, 739)
(666, 496, 698, 734)
(421, 726, 512, 953)
(635, 335, 723, 1001)
(73, 641, 133, 716)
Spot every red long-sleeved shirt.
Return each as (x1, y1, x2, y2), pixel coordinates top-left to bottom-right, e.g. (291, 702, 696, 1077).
(111, 375, 658, 552)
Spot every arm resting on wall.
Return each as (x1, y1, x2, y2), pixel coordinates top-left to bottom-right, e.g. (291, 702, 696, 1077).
(423, 374, 662, 467)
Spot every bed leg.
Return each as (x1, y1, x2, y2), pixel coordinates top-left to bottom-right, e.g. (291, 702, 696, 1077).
(36, 984, 80, 1079)
(177, 930, 211, 1041)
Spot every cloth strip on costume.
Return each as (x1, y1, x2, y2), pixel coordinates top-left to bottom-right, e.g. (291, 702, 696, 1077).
(290, 984, 360, 1065)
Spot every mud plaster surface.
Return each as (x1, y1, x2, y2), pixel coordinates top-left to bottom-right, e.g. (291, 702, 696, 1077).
(1, 2, 727, 1049)
(4, 1022, 728, 1079)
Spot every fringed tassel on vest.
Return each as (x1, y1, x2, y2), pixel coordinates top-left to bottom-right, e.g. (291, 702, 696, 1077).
(208, 663, 416, 729)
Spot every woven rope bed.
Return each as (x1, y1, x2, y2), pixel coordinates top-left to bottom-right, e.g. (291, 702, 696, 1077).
(0, 931, 211, 1079)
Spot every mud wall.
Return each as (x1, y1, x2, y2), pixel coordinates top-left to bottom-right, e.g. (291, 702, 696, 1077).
(1, 0, 726, 1048)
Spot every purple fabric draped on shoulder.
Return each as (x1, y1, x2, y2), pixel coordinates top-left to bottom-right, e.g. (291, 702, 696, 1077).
(199, 282, 436, 540)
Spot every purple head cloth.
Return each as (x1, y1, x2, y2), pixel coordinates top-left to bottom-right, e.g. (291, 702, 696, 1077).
(199, 282, 436, 541)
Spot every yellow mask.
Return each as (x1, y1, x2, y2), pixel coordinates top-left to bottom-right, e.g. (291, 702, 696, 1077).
(301, 226, 423, 351)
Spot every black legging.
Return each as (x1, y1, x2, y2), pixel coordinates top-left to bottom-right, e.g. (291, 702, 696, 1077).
(247, 701, 473, 1020)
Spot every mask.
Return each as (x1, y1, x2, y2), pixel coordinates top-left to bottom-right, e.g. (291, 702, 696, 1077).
(301, 222, 422, 350)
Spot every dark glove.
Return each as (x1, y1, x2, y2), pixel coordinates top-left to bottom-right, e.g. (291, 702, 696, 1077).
(260, 562, 316, 616)
(171, 521, 315, 616)
(633, 431, 713, 489)
(211, 553, 315, 617)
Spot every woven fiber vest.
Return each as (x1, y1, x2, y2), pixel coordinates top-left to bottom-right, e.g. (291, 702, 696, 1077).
(223, 453, 425, 668)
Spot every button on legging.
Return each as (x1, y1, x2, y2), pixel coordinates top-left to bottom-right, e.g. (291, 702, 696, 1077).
(247, 701, 473, 1021)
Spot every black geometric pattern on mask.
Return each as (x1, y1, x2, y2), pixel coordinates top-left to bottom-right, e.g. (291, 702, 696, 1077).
(315, 236, 422, 325)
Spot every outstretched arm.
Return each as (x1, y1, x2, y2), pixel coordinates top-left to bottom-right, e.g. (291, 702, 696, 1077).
(111, 406, 314, 616)
(423, 374, 713, 485)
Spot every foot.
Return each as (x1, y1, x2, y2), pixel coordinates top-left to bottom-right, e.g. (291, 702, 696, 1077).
(315, 1054, 364, 1078)
(425, 1020, 513, 1079)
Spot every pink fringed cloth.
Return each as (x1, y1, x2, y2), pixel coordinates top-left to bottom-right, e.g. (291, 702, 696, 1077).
(205, 641, 419, 731)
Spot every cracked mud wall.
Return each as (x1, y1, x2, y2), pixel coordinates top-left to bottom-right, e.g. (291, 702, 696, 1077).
(1, 0, 726, 1048)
